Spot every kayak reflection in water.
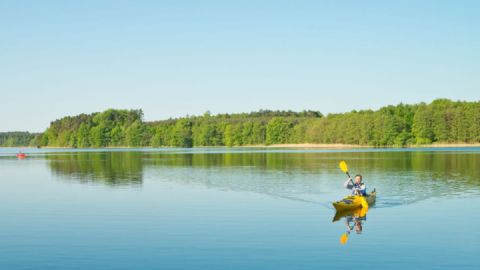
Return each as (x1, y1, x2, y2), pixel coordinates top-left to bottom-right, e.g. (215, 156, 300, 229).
(344, 174, 366, 196)
(335, 207, 368, 245)
(345, 214, 365, 234)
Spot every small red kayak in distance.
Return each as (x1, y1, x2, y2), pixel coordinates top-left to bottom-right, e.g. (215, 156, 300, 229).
(16, 153, 26, 159)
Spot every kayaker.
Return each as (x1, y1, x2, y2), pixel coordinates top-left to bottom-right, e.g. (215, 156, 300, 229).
(344, 174, 366, 196)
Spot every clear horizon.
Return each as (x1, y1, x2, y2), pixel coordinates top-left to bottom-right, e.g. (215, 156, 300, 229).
(1, 0, 479, 132)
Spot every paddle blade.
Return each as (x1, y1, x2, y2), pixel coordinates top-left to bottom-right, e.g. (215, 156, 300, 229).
(360, 197, 369, 210)
(340, 233, 349, 245)
(339, 161, 348, 173)
(358, 207, 368, 218)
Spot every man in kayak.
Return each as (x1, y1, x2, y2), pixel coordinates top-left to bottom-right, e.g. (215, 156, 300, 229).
(344, 174, 366, 196)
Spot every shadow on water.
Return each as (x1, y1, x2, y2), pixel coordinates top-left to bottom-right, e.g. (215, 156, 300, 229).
(45, 149, 480, 206)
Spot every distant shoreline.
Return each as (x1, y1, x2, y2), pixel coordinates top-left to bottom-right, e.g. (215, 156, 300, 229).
(3, 143, 480, 149)
(246, 143, 480, 148)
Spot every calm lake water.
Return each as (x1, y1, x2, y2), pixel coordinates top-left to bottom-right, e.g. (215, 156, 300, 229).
(1, 147, 480, 269)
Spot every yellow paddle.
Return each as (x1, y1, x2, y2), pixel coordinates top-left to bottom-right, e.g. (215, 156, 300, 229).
(339, 161, 369, 209)
(338, 161, 367, 244)
(359, 196, 369, 210)
(340, 232, 349, 245)
(339, 161, 350, 178)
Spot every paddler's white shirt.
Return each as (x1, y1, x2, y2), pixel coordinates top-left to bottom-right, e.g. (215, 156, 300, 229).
(344, 179, 366, 195)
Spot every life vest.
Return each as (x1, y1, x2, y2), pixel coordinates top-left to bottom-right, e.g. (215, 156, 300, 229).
(352, 183, 367, 196)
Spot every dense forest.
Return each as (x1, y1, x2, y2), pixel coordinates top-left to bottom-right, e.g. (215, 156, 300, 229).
(35, 109, 322, 147)
(0, 132, 38, 147)
(5, 99, 480, 148)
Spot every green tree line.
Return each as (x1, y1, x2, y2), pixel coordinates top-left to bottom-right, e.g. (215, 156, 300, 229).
(0, 132, 38, 147)
(34, 109, 321, 148)
(8, 99, 480, 148)
(38, 109, 146, 147)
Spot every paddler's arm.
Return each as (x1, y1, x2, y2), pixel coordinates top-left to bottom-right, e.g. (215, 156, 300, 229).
(344, 178, 354, 189)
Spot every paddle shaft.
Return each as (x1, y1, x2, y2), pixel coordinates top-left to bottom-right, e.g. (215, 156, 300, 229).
(340, 161, 361, 195)
(345, 172, 362, 196)
(345, 171, 352, 183)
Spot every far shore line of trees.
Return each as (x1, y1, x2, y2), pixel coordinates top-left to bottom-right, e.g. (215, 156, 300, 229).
(2, 99, 480, 148)
(0, 132, 39, 147)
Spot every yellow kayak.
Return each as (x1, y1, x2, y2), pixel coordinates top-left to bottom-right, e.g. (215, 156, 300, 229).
(332, 189, 376, 211)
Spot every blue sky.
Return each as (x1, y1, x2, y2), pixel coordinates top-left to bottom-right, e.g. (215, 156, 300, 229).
(1, 0, 479, 132)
